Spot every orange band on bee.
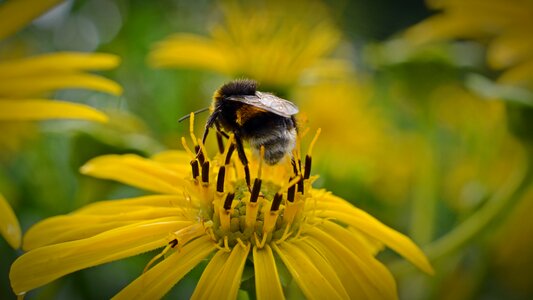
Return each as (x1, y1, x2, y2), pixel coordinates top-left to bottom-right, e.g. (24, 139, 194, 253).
(236, 105, 266, 125)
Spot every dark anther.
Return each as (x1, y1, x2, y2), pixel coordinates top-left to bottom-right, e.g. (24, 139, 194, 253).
(225, 143, 235, 165)
(271, 193, 283, 211)
(297, 177, 304, 193)
(195, 145, 205, 165)
(217, 166, 226, 192)
(223, 193, 235, 210)
(287, 179, 296, 202)
(244, 165, 251, 190)
(190, 160, 199, 179)
(291, 158, 298, 176)
(201, 161, 210, 184)
(250, 178, 262, 203)
(304, 155, 312, 180)
(216, 132, 225, 154)
(169, 239, 178, 248)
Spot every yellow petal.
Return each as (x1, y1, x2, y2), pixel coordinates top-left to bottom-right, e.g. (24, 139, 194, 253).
(75, 195, 190, 214)
(113, 236, 216, 300)
(272, 242, 346, 300)
(151, 150, 191, 165)
(0, 99, 108, 122)
(0, 73, 122, 97)
(23, 209, 190, 250)
(204, 243, 251, 300)
(190, 249, 231, 300)
(0, 0, 63, 41)
(308, 223, 398, 299)
(290, 241, 350, 299)
(148, 33, 235, 74)
(0, 52, 121, 78)
(253, 245, 285, 300)
(10, 218, 183, 295)
(150, 150, 191, 174)
(80, 154, 187, 194)
(315, 193, 434, 275)
(0, 193, 21, 249)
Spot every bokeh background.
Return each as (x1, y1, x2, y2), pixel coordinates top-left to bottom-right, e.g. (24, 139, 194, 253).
(1, 0, 532, 299)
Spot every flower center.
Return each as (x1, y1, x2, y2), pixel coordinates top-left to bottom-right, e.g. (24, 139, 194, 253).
(174, 113, 321, 252)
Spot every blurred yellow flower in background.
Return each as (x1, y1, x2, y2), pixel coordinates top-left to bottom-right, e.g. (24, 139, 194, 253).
(149, 0, 346, 90)
(427, 84, 524, 212)
(296, 79, 422, 201)
(9, 120, 432, 299)
(405, 0, 533, 89)
(0, 0, 122, 248)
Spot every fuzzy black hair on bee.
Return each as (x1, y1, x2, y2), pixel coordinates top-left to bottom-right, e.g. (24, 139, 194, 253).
(200, 79, 299, 188)
(217, 79, 257, 97)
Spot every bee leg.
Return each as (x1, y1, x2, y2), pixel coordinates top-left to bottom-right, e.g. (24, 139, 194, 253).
(216, 131, 225, 154)
(215, 123, 230, 154)
(201, 111, 219, 145)
(215, 122, 229, 139)
(234, 134, 251, 190)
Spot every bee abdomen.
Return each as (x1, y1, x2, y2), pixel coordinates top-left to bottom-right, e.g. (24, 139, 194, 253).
(249, 128, 296, 165)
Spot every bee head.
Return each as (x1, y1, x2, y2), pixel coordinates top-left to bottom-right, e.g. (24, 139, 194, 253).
(215, 79, 257, 100)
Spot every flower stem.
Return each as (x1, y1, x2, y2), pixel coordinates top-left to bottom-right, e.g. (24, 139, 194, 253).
(409, 142, 437, 245)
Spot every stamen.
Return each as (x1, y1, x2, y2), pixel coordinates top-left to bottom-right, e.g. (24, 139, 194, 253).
(255, 231, 268, 249)
(307, 128, 321, 157)
(195, 145, 205, 165)
(262, 210, 280, 240)
(219, 209, 231, 233)
(291, 158, 299, 175)
(276, 225, 293, 244)
(223, 236, 230, 251)
(188, 112, 198, 145)
(143, 242, 174, 273)
(181, 137, 195, 158)
(304, 155, 312, 180)
(250, 178, 262, 203)
(216, 166, 226, 192)
(300, 127, 310, 140)
(169, 239, 178, 248)
(201, 161, 210, 184)
(279, 176, 301, 194)
(236, 238, 247, 249)
(223, 193, 235, 210)
(270, 193, 283, 211)
(287, 179, 296, 202)
(190, 160, 199, 179)
(297, 161, 304, 193)
(245, 198, 260, 229)
(216, 131, 225, 154)
(225, 143, 235, 165)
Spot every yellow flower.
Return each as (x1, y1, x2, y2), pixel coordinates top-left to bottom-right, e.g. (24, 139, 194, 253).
(0, 193, 21, 249)
(148, 0, 347, 89)
(404, 0, 533, 88)
(10, 117, 433, 299)
(0, 0, 122, 248)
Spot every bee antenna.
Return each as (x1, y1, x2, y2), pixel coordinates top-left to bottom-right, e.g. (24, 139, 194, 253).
(178, 107, 210, 123)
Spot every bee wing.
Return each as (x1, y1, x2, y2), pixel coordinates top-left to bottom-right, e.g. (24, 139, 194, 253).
(227, 92, 299, 117)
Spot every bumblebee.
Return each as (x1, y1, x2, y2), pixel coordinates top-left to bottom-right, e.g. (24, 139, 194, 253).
(200, 79, 299, 186)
